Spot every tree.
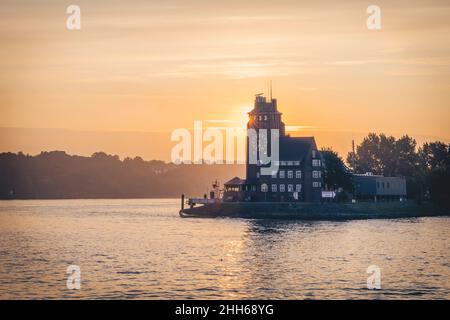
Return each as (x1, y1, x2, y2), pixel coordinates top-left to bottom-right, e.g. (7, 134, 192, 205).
(346, 133, 419, 177)
(419, 142, 450, 171)
(348, 134, 450, 205)
(347, 133, 384, 174)
(418, 142, 450, 208)
(394, 135, 419, 177)
(322, 148, 353, 192)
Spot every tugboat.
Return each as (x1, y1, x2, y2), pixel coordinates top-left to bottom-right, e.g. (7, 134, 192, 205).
(179, 181, 222, 218)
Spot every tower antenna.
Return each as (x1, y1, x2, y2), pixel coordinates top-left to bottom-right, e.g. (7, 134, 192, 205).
(270, 80, 273, 100)
(352, 135, 356, 171)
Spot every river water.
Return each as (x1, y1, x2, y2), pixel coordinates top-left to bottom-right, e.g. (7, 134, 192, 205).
(0, 199, 448, 299)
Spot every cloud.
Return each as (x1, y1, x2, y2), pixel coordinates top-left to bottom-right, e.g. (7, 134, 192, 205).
(286, 125, 320, 132)
(324, 58, 450, 66)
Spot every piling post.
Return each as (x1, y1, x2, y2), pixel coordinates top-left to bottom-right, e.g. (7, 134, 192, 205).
(181, 194, 185, 211)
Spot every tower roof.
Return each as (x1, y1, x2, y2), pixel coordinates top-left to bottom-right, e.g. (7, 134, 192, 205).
(249, 95, 280, 114)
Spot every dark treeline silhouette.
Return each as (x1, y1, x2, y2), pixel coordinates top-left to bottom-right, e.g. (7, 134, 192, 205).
(321, 148, 354, 194)
(346, 133, 449, 207)
(1, 134, 449, 208)
(0, 151, 244, 199)
(319, 134, 449, 207)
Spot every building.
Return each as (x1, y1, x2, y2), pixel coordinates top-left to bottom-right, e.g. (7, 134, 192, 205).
(352, 173, 407, 201)
(224, 94, 324, 202)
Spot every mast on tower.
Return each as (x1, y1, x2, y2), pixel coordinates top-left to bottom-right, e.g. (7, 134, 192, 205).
(270, 80, 272, 101)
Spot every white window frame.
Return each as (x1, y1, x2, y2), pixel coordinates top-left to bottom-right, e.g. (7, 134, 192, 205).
(296, 184, 302, 192)
(279, 184, 285, 192)
(271, 184, 277, 192)
(287, 184, 293, 192)
(279, 170, 285, 179)
(287, 170, 293, 179)
(295, 170, 301, 179)
(313, 171, 321, 179)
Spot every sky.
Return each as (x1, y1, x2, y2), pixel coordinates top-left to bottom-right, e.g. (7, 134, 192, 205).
(0, 0, 449, 161)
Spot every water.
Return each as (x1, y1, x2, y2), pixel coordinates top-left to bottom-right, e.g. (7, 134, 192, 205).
(0, 199, 449, 299)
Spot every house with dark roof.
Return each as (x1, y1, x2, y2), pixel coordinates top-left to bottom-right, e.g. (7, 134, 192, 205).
(224, 94, 324, 202)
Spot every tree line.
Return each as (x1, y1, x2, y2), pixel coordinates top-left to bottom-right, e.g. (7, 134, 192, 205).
(321, 133, 450, 208)
(0, 151, 244, 199)
(1, 133, 449, 207)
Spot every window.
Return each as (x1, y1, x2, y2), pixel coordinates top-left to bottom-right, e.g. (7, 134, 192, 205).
(313, 182, 321, 188)
(312, 159, 321, 167)
(287, 161, 293, 166)
(294, 161, 300, 165)
(279, 170, 285, 179)
(313, 171, 321, 179)
(264, 115, 267, 121)
(279, 184, 285, 192)
(296, 184, 302, 192)
(312, 150, 317, 158)
(281, 161, 286, 166)
(271, 184, 277, 192)
(256, 172, 260, 178)
(261, 183, 268, 192)
(382, 182, 385, 188)
(251, 185, 256, 191)
(295, 170, 301, 179)
(387, 182, 390, 189)
(287, 170, 293, 179)
(288, 184, 294, 192)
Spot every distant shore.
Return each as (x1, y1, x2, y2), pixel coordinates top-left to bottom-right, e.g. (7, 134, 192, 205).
(0, 196, 180, 200)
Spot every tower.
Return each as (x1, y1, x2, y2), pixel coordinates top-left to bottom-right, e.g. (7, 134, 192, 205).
(246, 94, 285, 180)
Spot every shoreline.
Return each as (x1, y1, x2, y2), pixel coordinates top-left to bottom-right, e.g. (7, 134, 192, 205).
(180, 201, 450, 220)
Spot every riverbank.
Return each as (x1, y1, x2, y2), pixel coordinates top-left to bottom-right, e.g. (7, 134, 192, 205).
(180, 201, 450, 220)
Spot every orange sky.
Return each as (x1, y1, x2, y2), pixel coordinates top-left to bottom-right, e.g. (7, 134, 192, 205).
(0, 0, 449, 160)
